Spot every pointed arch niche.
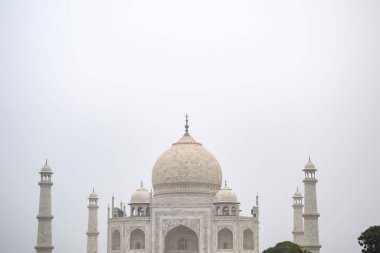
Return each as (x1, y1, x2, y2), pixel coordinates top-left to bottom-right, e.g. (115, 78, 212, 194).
(217, 228, 233, 249)
(164, 225, 199, 253)
(112, 229, 121, 250)
(243, 228, 254, 249)
(130, 228, 145, 249)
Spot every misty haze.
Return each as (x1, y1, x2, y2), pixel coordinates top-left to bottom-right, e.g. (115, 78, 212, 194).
(0, 1, 379, 253)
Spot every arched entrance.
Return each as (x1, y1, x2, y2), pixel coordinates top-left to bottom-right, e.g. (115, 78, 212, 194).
(164, 225, 199, 253)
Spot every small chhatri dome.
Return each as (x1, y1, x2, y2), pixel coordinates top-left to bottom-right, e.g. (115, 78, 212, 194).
(40, 159, 52, 173)
(293, 187, 302, 198)
(89, 188, 98, 199)
(214, 181, 238, 203)
(303, 156, 316, 171)
(152, 118, 222, 196)
(130, 183, 150, 204)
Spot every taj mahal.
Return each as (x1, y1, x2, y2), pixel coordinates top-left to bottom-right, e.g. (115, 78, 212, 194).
(34, 117, 321, 253)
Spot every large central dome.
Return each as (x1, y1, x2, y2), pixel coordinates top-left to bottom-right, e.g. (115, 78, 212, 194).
(152, 133, 222, 196)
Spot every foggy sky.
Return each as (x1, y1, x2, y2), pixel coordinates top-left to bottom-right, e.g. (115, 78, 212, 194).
(0, 1, 379, 253)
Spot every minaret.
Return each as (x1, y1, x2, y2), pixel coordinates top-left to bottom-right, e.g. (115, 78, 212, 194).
(251, 193, 259, 219)
(250, 193, 260, 252)
(292, 187, 304, 245)
(302, 157, 321, 253)
(35, 160, 54, 253)
(86, 189, 99, 253)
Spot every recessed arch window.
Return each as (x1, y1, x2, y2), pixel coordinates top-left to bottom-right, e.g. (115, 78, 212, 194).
(231, 206, 236, 215)
(130, 228, 145, 249)
(112, 229, 121, 250)
(243, 229, 254, 249)
(178, 238, 188, 250)
(222, 206, 229, 215)
(218, 228, 233, 249)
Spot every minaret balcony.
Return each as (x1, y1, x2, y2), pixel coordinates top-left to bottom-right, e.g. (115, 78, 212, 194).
(302, 178, 317, 183)
(35, 246, 54, 250)
(302, 213, 320, 218)
(86, 232, 99, 236)
(36, 214, 54, 219)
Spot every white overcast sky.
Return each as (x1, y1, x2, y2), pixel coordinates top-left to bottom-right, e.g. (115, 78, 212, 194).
(0, 1, 379, 253)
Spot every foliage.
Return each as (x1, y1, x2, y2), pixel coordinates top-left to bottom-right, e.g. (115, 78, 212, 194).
(358, 225, 380, 253)
(262, 241, 312, 253)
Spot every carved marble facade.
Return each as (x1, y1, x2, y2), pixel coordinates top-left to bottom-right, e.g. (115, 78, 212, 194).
(107, 131, 259, 253)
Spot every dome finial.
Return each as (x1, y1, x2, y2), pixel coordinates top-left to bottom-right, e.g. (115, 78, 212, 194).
(225, 179, 227, 187)
(141, 180, 143, 188)
(256, 193, 259, 206)
(93, 187, 94, 193)
(309, 155, 311, 162)
(45, 158, 48, 166)
(185, 114, 189, 134)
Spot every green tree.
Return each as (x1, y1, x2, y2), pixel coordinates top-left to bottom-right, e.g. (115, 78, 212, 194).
(262, 241, 311, 253)
(358, 225, 380, 253)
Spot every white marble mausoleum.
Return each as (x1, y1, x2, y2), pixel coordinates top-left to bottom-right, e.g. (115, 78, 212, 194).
(106, 120, 260, 253)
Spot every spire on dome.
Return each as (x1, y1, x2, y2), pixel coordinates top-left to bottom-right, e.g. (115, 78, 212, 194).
(309, 155, 311, 162)
(41, 159, 52, 173)
(141, 180, 143, 188)
(293, 187, 303, 198)
(185, 114, 189, 134)
(256, 193, 259, 206)
(225, 179, 227, 187)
